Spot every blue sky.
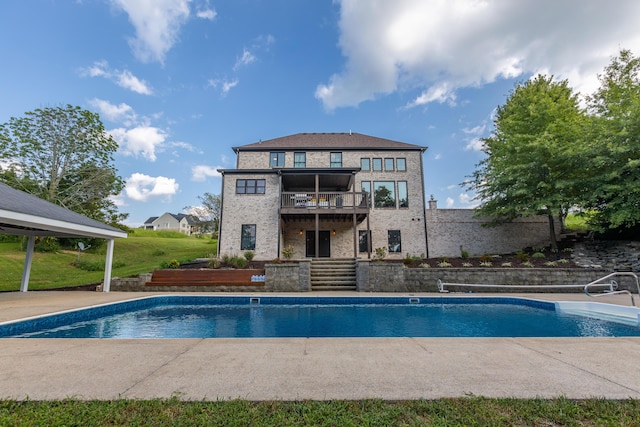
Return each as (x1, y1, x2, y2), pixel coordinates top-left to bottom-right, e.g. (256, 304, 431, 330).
(1, 1, 640, 227)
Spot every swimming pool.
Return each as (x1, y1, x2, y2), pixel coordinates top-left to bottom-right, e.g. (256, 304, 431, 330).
(1, 295, 639, 338)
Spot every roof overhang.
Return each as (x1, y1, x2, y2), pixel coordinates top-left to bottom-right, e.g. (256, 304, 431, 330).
(0, 209, 128, 239)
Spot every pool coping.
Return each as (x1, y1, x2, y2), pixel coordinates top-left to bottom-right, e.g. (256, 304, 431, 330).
(1, 291, 640, 401)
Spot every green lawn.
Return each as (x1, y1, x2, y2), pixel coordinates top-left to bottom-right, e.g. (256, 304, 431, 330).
(1, 397, 639, 426)
(0, 231, 216, 291)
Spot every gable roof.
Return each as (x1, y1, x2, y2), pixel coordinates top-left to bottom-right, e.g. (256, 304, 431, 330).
(233, 132, 427, 152)
(144, 216, 159, 225)
(0, 182, 127, 239)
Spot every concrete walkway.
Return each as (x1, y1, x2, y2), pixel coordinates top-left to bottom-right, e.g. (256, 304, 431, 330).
(1, 291, 639, 401)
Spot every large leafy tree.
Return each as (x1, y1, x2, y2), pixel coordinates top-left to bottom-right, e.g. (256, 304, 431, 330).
(583, 49, 640, 230)
(466, 75, 586, 249)
(0, 105, 125, 224)
(185, 192, 221, 236)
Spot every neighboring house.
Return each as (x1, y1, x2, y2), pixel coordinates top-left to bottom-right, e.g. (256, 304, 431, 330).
(143, 212, 200, 235)
(218, 133, 428, 260)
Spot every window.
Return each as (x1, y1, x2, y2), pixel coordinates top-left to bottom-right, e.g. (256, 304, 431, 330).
(396, 158, 406, 171)
(294, 152, 306, 168)
(236, 179, 266, 194)
(373, 181, 396, 208)
(372, 158, 382, 171)
(359, 230, 371, 253)
(361, 181, 371, 207)
(270, 152, 285, 167)
(398, 181, 408, 208)
(330, 152, 342, 168)
(360, 158, 370, 171)
(388, 230, 401, 253)
(384, 158, 394, 171)
(241, 224, 256, 250)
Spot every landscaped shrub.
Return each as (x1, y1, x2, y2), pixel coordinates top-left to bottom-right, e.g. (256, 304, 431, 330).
(161, 259, 181, 269)
(532, 252, 546, 259)
(419, 263, 431, 268)
(462, 262, 473, 267)
(545, 261, 558, 267)
(479, 261, 492, 267)
(516, 252, 529, 262)
(220, 254, 247, 268)
(521, 261, 534, 268)
(501, 262, 512, 267)
(460, 247, 469, 259)
(557, 258, 569, 264)
(21, 236, 59, 253)
(208, 258, 221, 268)
(282, 245, 295, 260)
(243, 250, 255, 261)
(437, 260, 452, 267)
(373, 247, 387, 261)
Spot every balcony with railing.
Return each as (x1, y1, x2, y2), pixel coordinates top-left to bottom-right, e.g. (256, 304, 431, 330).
(280, 191, 369, 222)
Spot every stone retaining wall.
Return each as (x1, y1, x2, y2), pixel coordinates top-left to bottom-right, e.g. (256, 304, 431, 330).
(356, 260, 613, 293)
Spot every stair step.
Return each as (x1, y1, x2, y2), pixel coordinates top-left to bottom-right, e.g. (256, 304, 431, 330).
(310, 258, 357, 290)
(312, 285, 357, 291)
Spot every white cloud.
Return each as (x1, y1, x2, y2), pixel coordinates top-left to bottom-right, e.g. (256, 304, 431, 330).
(81, 61, 153, 94)
(88, 98, 136, 124)
(111, 0, 190, 64)
(208, 78, 239, 95)
(445, 197, 454, 208)
(191, 164, 222, 181)
(433, 153, 442, 160)
(234, 49, 256, 70)
(196, 8, 216, 20)
(316, 0, 640, 110)
(125, 173, 179, 202)
(464, 137, 484, 152)
(459, 193, 479, 208)
(116, 70, 153, 95)
(110, 126, 167, 161)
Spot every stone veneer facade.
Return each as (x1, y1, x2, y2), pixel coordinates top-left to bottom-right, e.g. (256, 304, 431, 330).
(218, 133, 428, 261)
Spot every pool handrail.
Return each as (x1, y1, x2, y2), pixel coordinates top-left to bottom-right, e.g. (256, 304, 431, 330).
(583, 272, 639, 307)
(437, 280, 615, 293)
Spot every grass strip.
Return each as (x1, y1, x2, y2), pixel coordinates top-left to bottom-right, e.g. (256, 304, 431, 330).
(0, 397, 639, 426)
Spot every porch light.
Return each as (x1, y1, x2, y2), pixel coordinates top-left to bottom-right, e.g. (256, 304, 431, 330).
(332, 230, 336, 235)
(299, 229, 304, 235)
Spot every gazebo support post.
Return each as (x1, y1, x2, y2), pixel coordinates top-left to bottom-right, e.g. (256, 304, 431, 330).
(20, 236, 36, 292)
(102, 239, 115, 292)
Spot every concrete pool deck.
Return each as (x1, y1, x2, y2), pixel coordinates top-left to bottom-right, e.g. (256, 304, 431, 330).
(0, 291, 639, 401)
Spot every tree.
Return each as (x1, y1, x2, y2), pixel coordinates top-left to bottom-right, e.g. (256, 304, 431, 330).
(185, 192, 221, 236)
(583, 49, 640, 230)
(0, 105, 125, 224)
(465, 75, 586, 249)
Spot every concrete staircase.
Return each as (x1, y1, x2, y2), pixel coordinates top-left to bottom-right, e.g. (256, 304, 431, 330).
(310, 258, 357, 291)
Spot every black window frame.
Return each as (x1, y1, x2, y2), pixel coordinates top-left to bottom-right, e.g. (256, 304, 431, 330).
(270, 152, 285, 168)
(397, 181, 408, 208)
(373, 181, 396, 208)
(236, 179, 266, 194)
(396, 158, 407, 171)
(360, 158, 370, 171)
(361, 181, 372, 207)
(330, 152, 343, 168)
(241, 224, 256, 250)
(388, 230, 401, 253)
(294, 152, 306, 168)
(358, 230, 372, 253)
(384, 158, 394, 171)
(372, 158, 382, 171)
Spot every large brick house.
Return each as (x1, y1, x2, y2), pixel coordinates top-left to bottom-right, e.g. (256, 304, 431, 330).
(218, 133, 428, 260)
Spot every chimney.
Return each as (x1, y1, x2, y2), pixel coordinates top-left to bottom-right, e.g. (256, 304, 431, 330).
(428, 195, 437, 210)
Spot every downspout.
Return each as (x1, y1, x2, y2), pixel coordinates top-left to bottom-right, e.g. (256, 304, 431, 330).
(419, 147, 429, 258)
(217, 171, 226, 259)
(277, 171, 282, 258)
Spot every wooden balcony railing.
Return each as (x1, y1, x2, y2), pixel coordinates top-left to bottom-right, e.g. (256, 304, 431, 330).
(281, 191, 369, 210)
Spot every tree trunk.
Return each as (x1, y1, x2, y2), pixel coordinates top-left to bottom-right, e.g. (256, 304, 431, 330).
(548, 213, 558, 250)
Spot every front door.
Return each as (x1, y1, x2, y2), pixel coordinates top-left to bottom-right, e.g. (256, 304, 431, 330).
(305, 230, 330, 258)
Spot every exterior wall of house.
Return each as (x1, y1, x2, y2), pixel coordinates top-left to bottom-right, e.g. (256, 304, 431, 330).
(425, 200, 561, 257)
(152, 213, 181, 232)
(218, 172, 280, 260)
(235, 148, 428, 259)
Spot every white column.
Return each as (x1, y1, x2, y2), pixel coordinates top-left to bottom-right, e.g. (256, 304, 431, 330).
(20, 236, 36, 292)
(102, 239, 115, 292)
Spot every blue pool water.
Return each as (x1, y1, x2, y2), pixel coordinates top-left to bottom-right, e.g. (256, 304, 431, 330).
(1, 296, 639, 338)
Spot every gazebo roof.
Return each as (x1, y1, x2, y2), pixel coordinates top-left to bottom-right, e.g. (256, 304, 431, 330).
(0, 182, 127, 239)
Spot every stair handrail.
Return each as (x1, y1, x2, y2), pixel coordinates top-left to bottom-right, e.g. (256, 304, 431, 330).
(583, 272, 639, 307)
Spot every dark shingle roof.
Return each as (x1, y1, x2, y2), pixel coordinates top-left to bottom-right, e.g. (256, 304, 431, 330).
(234, 132, 426, 152)
(144, 216, 159, 224)
(0, 182, 126, 238)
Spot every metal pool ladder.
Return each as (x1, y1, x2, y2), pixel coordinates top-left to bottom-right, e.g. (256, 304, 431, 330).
(584, 272, 640, 307)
